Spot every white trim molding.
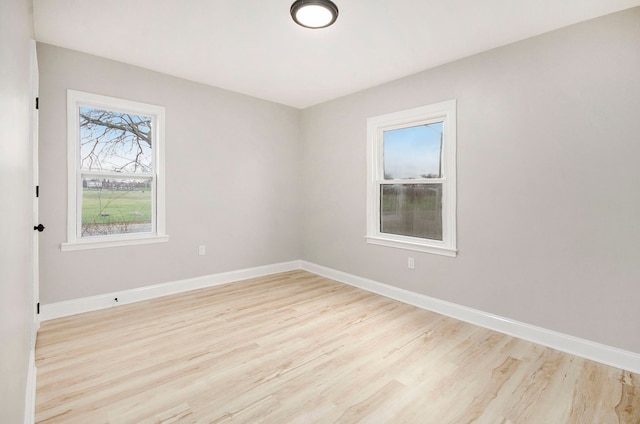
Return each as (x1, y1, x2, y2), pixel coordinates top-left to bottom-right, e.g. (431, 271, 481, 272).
(61, 234, 169, 252)
(64, 89, 167, 251)
(24, 349, 36, 424)
(300, 261, 640, 374)
(40, 261, 301, 321)
(366, 100, 457, 257)
(39, 259, 640, 374)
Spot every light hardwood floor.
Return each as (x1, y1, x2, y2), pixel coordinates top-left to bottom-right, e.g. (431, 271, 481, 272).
(36, 270, 639, 423)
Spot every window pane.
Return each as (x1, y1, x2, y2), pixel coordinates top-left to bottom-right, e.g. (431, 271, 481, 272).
(383, 122, 443, 179)
(381, 184, 442, 240)
(81, 176, 153, 237)
(79, 106, 153, 173)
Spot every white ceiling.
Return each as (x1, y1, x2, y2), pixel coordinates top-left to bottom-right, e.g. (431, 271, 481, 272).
(33, 0, 640, 109)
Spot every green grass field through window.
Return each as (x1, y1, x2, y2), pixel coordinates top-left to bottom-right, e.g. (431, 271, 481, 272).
(81, 188, 152, 236)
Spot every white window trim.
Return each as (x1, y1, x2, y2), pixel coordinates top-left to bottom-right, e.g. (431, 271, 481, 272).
(366, 99, 457, 257)
(61, 90, 168, 251)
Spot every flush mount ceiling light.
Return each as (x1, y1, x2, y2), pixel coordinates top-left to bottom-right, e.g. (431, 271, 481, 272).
(290, 0, 339, 29)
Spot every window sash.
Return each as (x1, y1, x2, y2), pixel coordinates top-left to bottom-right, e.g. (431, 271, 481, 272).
(77, 172, 157, 239)
(380, 120, 445, 181)
(77, 105, 155, 174)
(379, 182, 444, 241)
(75, 103, 158, 239)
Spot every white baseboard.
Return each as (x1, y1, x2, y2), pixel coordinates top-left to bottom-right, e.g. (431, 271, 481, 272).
(40, 260, 301, 321)
(38, 258, 640, 374)
(24, 349, 36, 424)
(300, 261, 640, 374)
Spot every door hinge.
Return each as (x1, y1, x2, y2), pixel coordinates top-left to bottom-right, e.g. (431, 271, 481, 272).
(36, 185, 39, 198)
(37, 303, 40, 315)
(35, 97, 39, 110)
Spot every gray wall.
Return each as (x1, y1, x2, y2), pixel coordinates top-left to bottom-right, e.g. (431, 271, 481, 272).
(37, 8, 640, 357)
(0, 0, 35, 422)
(300, 8, 640, 354)
(38, 44, 301, 304)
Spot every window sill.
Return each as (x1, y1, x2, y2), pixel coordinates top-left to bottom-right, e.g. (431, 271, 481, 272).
(61, 234, 169, 252)
(366, 236, 457, 257)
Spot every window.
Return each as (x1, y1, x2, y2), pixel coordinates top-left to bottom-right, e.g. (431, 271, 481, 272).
(62, 90, 168, 251)
(366, 100, 457, 256)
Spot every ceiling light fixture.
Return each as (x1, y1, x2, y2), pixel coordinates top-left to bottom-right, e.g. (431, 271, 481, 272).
(290, 0, 339, 29)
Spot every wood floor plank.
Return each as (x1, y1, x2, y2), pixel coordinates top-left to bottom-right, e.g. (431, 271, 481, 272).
(35, 270, 640, 423)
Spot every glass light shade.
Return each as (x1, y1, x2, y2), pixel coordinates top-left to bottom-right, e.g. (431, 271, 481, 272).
(291, 0, 338, 29)
(296, 5, 332, 27)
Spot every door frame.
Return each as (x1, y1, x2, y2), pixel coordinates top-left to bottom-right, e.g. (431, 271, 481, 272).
(29, 39, 40, 346)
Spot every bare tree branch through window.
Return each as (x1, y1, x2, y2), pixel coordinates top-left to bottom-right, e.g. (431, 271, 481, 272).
(79, 107, 153, 173)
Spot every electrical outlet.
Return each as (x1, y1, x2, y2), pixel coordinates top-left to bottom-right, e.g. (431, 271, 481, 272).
(198, 245, 206, 256)
(408, 257, 415, 269)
